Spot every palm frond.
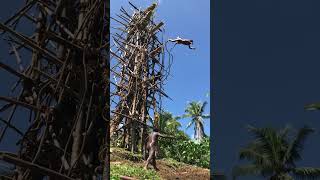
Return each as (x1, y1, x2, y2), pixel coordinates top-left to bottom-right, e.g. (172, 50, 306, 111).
(234, 125, 319, 180)
(304, 103, 320, 111)
(278, 125, 292, 138)
(232, 165, 261, 179)
(181, 113, 193, 119)
(202, 114, 210, 119)
(185, 101, 200, 114)
(246, 125, 283, 166)
(200, 101, 208, 114)
(239, 148, 266, 163)
(293, 167, 320, 179)
(166, 119, 181, 128)
(186, 121, 194, 129)
(283, 126, 314, 163)
(246, 126, 273, 146)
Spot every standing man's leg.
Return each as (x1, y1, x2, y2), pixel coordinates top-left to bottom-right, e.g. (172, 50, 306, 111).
(155, 145, 160, 158)
(144, 148, 154, 170)
(152, 156, 159, 171)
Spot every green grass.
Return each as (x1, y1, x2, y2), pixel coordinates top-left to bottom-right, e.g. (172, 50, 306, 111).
(110, 163, 160, 180)
(110, 147, 143, 162)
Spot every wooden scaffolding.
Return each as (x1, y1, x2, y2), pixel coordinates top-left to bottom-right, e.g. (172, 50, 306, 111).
(109, 2, 172, 158)
(0, 0, 110, 179)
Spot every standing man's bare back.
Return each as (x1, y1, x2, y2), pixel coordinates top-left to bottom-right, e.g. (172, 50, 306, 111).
(144, 128, 160, 170)
(144, 128, 174, 170)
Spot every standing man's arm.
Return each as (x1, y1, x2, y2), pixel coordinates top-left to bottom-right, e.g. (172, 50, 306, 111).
(157, 132, 175, 139)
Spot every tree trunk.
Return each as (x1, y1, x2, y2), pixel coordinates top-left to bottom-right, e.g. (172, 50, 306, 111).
(125, 119, 131, 150)
(70, 0, 87, 170)
(131, 120, 138, 153)
(71, 110, 83, 166)
(195, 117, 206, 141)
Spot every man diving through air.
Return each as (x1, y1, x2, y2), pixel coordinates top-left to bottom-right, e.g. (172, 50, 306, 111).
(168, 36, 196, 49)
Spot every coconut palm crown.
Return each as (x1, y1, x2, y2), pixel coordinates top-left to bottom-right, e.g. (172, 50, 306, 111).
(182, 101, 210, 141)
(233, 125, 320, 180)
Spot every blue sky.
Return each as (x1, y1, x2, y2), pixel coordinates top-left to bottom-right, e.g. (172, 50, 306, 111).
(111, 0, 211, 138)
(0, 0, 35, 152)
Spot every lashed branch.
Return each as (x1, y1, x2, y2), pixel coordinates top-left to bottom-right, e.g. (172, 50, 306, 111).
(0, 154, 75, 180)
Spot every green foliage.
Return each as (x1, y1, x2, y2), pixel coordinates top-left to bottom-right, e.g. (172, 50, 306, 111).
(157, 111, 190, 141)
(159, 137, 210, 168)
(155, 111, 210, 168)
(304, 103, 320, 111)
(153, 111, 183, 135)
(233, 125, 320, 180)
(182, 101, 210, 141)
(110, 163, 160, 180)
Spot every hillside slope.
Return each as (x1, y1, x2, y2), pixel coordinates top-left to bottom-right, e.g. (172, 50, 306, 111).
(110, 148, 210, 180)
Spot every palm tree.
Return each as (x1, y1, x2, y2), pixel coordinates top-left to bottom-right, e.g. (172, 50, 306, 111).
(154, 111, 189, 158)
(233, 125, 320, 180)
(158, 112, 182, 134)
(182, 101, 210, 141)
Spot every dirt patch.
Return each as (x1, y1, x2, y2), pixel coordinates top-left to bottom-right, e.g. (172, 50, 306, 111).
(154, 160, 210, 180)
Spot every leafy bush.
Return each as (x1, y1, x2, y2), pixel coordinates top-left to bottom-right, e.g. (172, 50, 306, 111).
(159, 137, 210, 168)
(156, 112, 210, 168)
(110, 163, 160, 180)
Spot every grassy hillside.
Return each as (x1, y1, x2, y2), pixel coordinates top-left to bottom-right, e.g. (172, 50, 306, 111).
(110, 148, 210, 180)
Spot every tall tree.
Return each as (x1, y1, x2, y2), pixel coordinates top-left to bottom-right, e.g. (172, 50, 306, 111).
(157, 112, 181, 134)
(182, 101, 210, 141)
(157, 111, 189, 159)
(233, 125, 320, 180)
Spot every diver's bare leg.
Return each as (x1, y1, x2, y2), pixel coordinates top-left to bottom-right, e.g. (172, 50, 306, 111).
(188, 44, 196, 49)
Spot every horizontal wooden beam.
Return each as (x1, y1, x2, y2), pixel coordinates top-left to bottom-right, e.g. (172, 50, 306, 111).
(0, 154, 75, 180)
(0, 96, 41, 111)
(0, 22, 63, 65)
